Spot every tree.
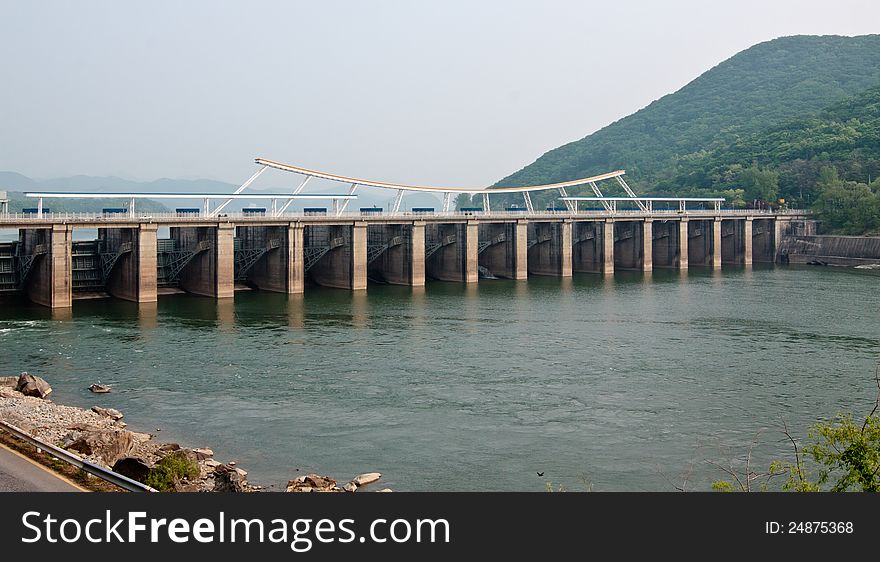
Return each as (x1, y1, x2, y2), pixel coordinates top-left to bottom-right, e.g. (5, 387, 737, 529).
(813, 166, 880, 233)
(455, 193, 472, 210)
(804, 414, 880, 491)
(720, 188, 746, 208)
(739, 164, 779, 202)
(816, 165, 841, 191)
(713, 368, 880, 492)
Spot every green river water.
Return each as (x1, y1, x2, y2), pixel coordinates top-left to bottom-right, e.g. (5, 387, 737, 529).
(1, 266, 878, 491)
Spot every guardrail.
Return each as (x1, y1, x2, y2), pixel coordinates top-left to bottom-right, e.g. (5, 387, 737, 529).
(0, 420, 157, 492)
(0, 209, 810, 223)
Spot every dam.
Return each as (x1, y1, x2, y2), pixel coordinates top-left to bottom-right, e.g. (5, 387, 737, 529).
(0, 210, 813, 308)
(0, 157, 811, 308)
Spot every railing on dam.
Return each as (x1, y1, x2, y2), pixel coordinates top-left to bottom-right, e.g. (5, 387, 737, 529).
(0, 208, 810, 225)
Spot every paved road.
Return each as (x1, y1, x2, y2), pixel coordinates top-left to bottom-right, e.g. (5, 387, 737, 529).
(0, 444, 83, 492)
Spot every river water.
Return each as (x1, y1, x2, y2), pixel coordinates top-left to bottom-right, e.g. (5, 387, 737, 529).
(1, 266, 878, 491)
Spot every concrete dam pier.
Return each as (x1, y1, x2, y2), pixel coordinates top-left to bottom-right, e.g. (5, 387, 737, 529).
(0, 212, 811, 308)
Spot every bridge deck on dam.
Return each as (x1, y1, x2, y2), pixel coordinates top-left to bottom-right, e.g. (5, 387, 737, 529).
(0, 210, 813, 308)
(0, 209, 808, 229)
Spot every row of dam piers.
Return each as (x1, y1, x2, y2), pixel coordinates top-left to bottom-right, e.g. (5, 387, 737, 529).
(0, 214, 814, 308)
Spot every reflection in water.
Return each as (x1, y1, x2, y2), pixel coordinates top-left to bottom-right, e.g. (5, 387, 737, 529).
(351, 290, 368, 328)
(462, 282, 480, 335)
(216, 298, 236, 331)
(559, 276, 573, 294)
(678, 268, 689, 283)
(138, 301, 158, 330)
(513, 279, 529, 301)
(409, 285, 427, 328)
(601, 272, 616, 295)
(51, 308, 73, 322)
(287, 293, 305, 329)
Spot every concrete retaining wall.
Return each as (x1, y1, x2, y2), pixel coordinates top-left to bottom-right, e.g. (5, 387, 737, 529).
(779, 234, 880, 266)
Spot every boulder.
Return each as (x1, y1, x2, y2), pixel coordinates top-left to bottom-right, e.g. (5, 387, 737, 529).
(157, 443, 181, 453)
(129, 431, 153, 443)
(91, 406, 124, 421)
(213, 464, 247, 492)
(352, 472, 382, 487)
(287, 474, 337, 492)
(15, 373, 52, 399)
(376, 489, 393, 493)
(88, 383, 112, 394)
(343, 481, 358, 493)
(0, 376, 18, 389)
(192, 447, 214, 461)
(67, 429, 135, 466)
(112, 457, 152, 482)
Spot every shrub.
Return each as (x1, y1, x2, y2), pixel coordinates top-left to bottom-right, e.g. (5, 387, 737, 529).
(144, 452, 200, 492)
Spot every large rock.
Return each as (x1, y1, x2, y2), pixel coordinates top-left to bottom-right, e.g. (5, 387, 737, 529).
(91, 406, 124, 421)
(15, 373, 52, 399)
(0, 376, 18, 389)
(192, 447, 214, 461)
(287, 474, 338, 492)
(157, 443, 181, 454)
(343, 481, 358, 493)
(67, 429, 135, 466)
(112, 457, 152, 482)
(129, 431, 153, 443)
(352, 472, 382, 487)
(214, 464, 247, 492)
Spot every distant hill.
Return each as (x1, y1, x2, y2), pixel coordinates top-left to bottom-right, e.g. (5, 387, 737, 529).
(491, 34, 880, 206)
(0, 172, 442, 213)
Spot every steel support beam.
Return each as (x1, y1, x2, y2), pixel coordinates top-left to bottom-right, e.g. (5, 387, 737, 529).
(442, 193, 453, 213)
(559, 187, 575, 213)
(338, 183, 358, 216)
(392, 189, 405, 213)
(615, 176, 648, 212)
(277, 176, 313, 216)
(523, 191, 534, 213)
(589, 182, 612, 211)
(212, 165, 268, 216)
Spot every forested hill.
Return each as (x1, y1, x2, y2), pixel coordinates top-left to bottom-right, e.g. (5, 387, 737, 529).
(491, 35, 880, 196)
(670, 84, 880, 204)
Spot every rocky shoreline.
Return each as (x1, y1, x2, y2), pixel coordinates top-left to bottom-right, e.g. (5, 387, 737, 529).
(0, 373, 388, 493)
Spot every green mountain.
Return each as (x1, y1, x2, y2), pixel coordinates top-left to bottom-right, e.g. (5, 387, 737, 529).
(491, 35, 880, 206)
(671, 84, 880, 204)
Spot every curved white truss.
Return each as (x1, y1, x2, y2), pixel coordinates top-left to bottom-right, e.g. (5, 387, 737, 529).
(20, 158, 686, 220)
(255, 157, 626, 194)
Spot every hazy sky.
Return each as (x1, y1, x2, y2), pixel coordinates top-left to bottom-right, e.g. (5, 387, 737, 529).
(2, 0, 879, 189)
